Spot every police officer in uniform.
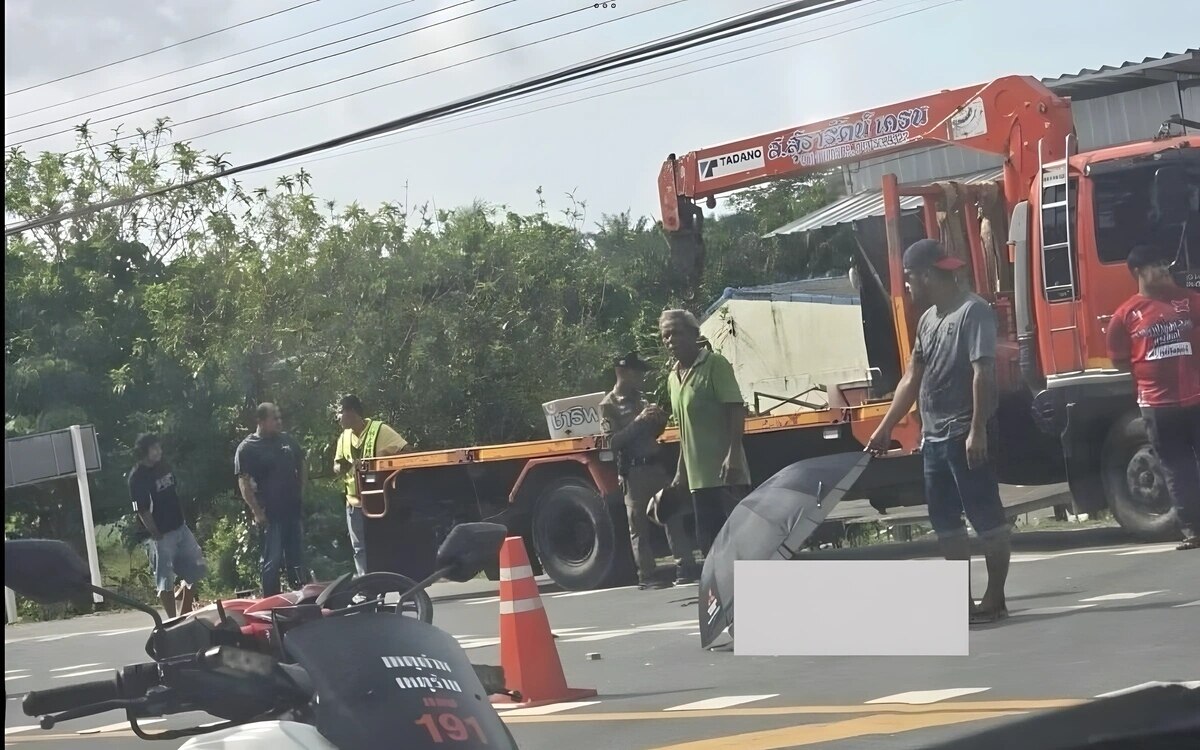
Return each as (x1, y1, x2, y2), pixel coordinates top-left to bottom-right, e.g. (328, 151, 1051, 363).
(600, 352, 699, 589)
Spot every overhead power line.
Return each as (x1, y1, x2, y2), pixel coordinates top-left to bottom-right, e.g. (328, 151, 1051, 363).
(6, 0, 499, 143)
(4, 1, 319, 97)
(256, 0, 931, 174)
(5, 0, 423, 122)
(5, 0, 861, 237)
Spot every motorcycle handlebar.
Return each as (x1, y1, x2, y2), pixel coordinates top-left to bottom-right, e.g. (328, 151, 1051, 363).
(23, 673, 122, 717)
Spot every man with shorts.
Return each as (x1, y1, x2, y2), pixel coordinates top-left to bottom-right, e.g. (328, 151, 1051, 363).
(868, 239, 1011, 623)
(129, 433, 207, 618)
(1106, 244, 1200, 550)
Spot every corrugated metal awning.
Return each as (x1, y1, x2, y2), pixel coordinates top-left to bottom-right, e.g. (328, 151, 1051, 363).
(765, 167, 1004, 237)
(1043, 49, 1199, 99)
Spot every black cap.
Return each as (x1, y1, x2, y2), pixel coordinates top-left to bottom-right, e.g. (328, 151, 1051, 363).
(1126, 244, 1170, 271)
(613, 351, 651, 371)
(903, 239, 966, 272)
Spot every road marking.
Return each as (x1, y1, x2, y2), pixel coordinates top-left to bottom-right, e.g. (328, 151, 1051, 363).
(500, 701, 600, 716)
(665, 695, 779, 711)
(5, 627, 146, 645)
(4, 670, 30, 675)
(562, 621, 695, 642)
(1174, 600, 1200, 608)
(1114, 545, 1176, 556)
(77, 719, 164, 735)
(643, 709, 1023, 750)
(1095, 681, 1200, 698)
(498, 699, 1084, 724)
(3, 727, 39, 737)
(1012, 604, 1096, 616)
(96, 627, 148, 637)
(1008, 555, 1053, 563)
(4, 676, 30, 682)
(51, 668, 110, 680)
(865, 688, 990, 705)
(1079, 590, 1165, 602)
(49, 663, 103, 672)
(551, 586, 636, 598)
(455, 637, 502, 650)
(463, 596, 502, 605)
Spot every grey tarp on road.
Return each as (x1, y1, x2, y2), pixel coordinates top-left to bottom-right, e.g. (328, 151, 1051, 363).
(698, 451, 873, 648)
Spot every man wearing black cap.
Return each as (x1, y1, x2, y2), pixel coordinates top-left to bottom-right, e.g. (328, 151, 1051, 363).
(1106, 244, 1200, 550)
(600, 352, 700, 589)
(868, 239, 1011, 624)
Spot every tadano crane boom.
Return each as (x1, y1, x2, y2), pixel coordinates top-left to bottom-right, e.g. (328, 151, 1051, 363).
(658, 75, 1074, 228)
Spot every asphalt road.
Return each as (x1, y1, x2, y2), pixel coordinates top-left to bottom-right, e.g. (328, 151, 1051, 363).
(6, 528, 1199, 750)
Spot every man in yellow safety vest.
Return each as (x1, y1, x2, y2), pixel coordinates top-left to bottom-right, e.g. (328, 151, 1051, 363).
(333, 394, 410, 575)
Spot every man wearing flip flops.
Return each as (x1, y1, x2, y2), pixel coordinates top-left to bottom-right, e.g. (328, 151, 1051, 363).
(868, 240, 1011, 624)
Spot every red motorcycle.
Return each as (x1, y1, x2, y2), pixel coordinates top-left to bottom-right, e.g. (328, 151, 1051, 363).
(148, 571, 435, 661)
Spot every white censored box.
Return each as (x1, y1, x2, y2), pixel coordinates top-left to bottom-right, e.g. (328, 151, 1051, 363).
(733, 560, 969, 656)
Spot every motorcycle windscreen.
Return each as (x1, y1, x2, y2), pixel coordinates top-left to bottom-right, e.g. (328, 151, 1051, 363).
(283, 613, 516, 750)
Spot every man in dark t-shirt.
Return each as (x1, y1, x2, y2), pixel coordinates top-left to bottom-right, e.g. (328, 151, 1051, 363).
(129, 433, 207, 617)
(1106, 244, 1200, 550)
(235, 402, 308, 596)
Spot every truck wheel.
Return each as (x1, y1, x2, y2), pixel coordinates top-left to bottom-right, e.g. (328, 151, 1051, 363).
(1101, 413, 1179, 541)
(532, 477, 635, 591)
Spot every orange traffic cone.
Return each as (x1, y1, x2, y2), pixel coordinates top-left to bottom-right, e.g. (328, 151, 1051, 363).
(493, 536, 597, 708)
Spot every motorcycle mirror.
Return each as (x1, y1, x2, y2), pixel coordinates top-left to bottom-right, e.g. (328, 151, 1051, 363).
(435, 523, 509, 583)
(4, 539, 92, 604)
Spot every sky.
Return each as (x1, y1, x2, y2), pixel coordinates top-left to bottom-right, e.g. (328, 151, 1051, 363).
(3, 0, 1192, 224)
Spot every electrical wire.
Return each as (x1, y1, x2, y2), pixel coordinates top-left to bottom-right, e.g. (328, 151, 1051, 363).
(5, 0, 863, 236)
(6, 0, 503, 143)
(4, 1, 319, 97)
(5, 1, 424, 121)
(242, 0, 912, 173)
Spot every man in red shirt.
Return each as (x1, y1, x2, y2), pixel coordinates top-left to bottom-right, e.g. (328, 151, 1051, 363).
(1106, 245, 1200, 550)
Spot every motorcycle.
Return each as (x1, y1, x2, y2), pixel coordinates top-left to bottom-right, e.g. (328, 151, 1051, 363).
(6, 523, 521, 749)
(146, 569, 436, 661)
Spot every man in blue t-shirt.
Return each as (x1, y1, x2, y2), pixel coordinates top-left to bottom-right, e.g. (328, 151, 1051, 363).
(129, 433, 207, 617)
(235, 402, 307, 596)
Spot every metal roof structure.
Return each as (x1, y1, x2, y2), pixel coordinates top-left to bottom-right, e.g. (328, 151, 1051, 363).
(1042, 49, 1199, 98)
(767, 167, 1003, 236)
(702, 276, 859, 320)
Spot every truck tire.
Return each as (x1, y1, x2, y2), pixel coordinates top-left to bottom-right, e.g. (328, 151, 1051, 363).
(1101, 412, 1179, 542)
(532, 477, 635, 591)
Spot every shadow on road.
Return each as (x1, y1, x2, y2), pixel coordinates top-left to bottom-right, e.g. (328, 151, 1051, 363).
(795, 527, 1139, 561)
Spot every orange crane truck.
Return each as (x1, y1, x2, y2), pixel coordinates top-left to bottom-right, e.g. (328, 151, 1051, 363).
(357, 75, 1197, 591)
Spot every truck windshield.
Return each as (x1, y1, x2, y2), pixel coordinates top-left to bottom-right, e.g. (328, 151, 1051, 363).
(1092, 154, 1200, 268)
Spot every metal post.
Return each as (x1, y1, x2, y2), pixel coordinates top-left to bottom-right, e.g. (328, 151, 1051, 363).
(4, 533, 17, 624)
(70, 425, 104, 604)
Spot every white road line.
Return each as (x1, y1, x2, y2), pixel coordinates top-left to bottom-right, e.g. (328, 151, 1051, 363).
(1079, 590, 1165, 603)
(4, 670, 30, 675)
(1095, 681, 1200, 699)
(1012, 604, 1096, 617)
(1008, 556, 1054, 563)
(96, 627, 149, 637)
(1115, 545, 1176, 556)
(4, 725, 41, 736)
(52, 668, 112, 680)
(5, 675, 31, 682)
(561, 621, 695, 642)
(551, 586, 636, 598)
(78, 718, 165, 735)
(50, 663, 104, 672)
(866, 688, 990, 705)
(1174, 600, 1200, 608)
(456, 638, 502, 650)
(665, 695, 779, 711)
(499, 701, 600, 716)
(463, 596, 502, 605)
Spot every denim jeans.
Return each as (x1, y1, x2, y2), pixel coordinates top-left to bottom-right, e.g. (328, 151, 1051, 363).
(261, 516, 305, 597)
(347, 504, 367, 577)
(922, 435, 1010, 541)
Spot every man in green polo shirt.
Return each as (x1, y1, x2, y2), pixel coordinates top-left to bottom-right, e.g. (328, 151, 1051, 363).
(660, 309, 750, 555)
(333, 394, 409, 575)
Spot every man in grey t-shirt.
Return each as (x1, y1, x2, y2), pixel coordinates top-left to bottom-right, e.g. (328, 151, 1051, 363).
(868, 239, 1011, 624)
